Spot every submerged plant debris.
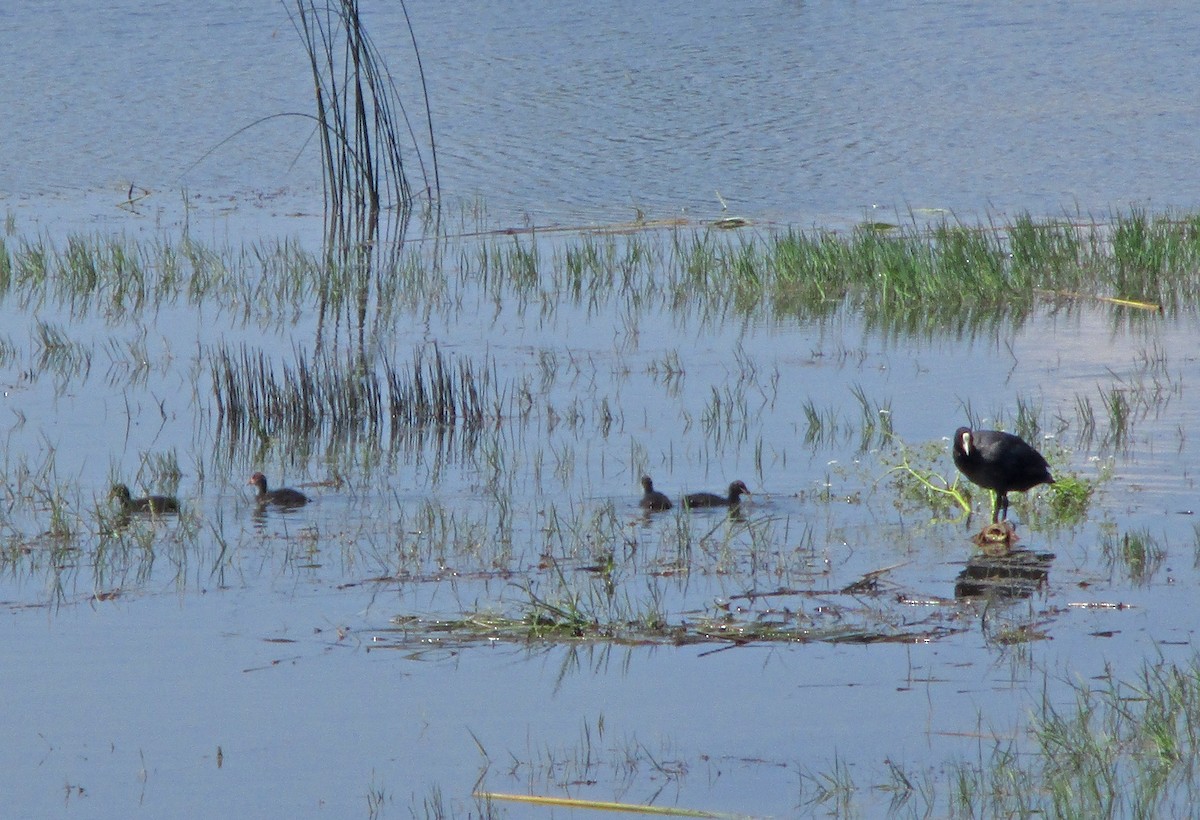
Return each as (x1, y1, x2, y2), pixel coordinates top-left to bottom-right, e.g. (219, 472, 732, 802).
(365, 557, 1065, 652)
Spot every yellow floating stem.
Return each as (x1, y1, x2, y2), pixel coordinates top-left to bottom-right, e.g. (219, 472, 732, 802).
(473, 791, 747, 818)
(1035, 288, 1162, 312)
(1100, 295, 1163, 312)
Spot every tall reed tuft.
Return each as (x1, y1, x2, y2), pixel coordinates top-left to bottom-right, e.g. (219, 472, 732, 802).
(292, 0, 439, 250)
(210, 342, 499, 449)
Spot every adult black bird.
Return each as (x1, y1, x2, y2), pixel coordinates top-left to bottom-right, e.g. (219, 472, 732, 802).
(639, 475, 672, 511)
(110, 483, 180, 515)
(683, 480, 751, 509)
(952, 427, 1054, 523)
(248, 472, 309, 508)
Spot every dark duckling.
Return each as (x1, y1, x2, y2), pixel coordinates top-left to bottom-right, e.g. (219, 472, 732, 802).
(110, 483, 180, 515)
(952, 427, 1054, 523)
(639, 475, 672, 511)
(247, 472, 309, 508)
(683, 480, 751, 509)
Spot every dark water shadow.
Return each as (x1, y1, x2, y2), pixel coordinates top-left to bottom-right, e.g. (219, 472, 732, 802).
(954, 548, 1055, 600)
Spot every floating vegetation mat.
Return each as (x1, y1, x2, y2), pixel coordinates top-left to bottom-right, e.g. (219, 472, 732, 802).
(364, 568, 1026, 652)
(371, 609, 971, 651)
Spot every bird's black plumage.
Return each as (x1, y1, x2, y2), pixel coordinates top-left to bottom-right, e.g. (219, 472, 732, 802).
(952, 427, 1054, 522)
(248, 472, 309, 508)
(639, 475, 672, 511)
(110, 483, 180, 515)
(683, 480, 751, 509)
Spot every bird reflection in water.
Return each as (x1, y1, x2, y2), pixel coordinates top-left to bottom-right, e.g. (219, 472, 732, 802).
(955, 523, 1054, 600)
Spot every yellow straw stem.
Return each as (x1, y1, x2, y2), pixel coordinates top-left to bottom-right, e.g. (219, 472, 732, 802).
(1035, 289, 1162, 312)
(473, 791, 749, 818)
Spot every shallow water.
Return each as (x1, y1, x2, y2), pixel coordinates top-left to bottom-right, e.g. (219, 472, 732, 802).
(4, 2, 1200, 818)
(5, 234, 1198, 816)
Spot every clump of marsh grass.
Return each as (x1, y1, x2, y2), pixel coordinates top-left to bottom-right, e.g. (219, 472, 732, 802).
(32, 321, 92, 387)
(801, 399, 842, 448)
(0, 334, 16, 368)
(8, 236, 50, 295)
(211, 345, 371, 442)
(794, 656, 1200, 817)
(665, 210, 1198, 329)
(799, 753, 857, 816)
(210, 342, 501, 450)
(1032, 658, 1200, 815)
(0, 236, 11, 292)
(386, 343, 498, 429)
(1013, 395, 1044, 444)
(1044, 474, 1093, 525)
(1100, 527, 1166, 585)
(1071, 365, 1179, 454)
(699, 384, 752, 450)
(932, 220, 1008, 290)
(6, 209, 1200, 348)
(63, 236, 147, 316)
(850, 383, 892, 451)
(1100, 384, 1134, 451)
(142, 450, 184, 487)
(796, 386, 893, 452)
(290, 0, 439, 250)
(1109, 209, 1200, 304)
(1008, 213, 1084, 287)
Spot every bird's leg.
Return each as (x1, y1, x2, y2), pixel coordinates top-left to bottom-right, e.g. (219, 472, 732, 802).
(990, 491, 1001, 523)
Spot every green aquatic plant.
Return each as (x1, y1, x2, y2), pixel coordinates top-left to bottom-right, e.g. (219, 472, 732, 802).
(1008, 213, 1084, 286)
(933, 220, 1008, 292)
(1013, 395, 1044, 445)
(209, 341, 501, 451)
(1, 210, 1199, 346)
(850, 382, 892, 451)
(791, 656, 1200, 817)
(880, 438, 971, 520)
(1101, 527, 1166, 585)
(1045, 473, 1094, 525)
(33, 320, 91, 387)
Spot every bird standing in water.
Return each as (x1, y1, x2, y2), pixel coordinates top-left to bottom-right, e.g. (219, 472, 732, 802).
(952, 427, 1053, 523)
